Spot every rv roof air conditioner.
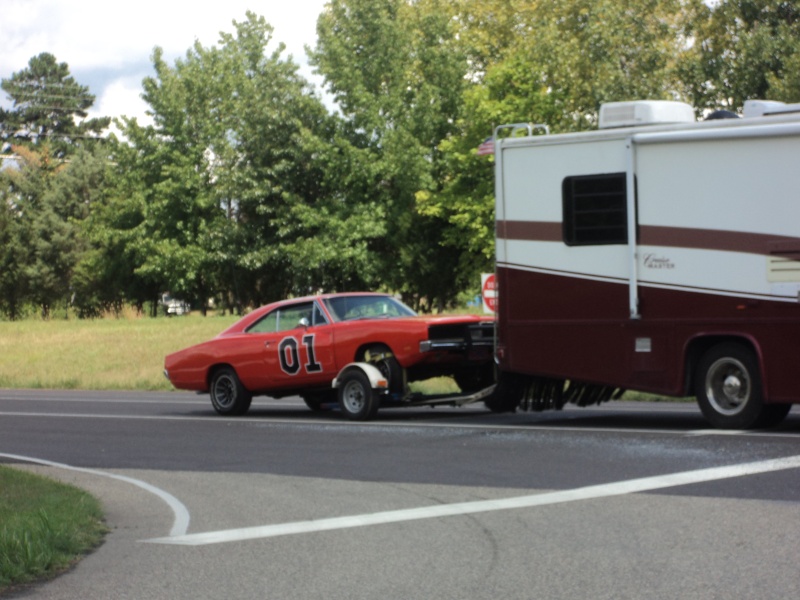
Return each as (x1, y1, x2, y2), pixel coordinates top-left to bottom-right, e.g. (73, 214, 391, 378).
(742, 99, 800, 118)
(598, 100, 695, 129)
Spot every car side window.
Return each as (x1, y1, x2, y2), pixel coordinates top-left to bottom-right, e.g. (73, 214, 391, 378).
(248, 311, 278, 333)
(312, 302, 328, 326)
(247, 301, 328, 334)
(275, 302, 314, 332)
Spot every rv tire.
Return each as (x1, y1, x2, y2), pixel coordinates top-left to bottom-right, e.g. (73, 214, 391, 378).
(694, 342, 782, 429)
(485, 373, 524, 413)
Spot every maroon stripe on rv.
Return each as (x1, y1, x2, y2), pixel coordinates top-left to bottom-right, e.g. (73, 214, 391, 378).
(497, 220, 800, 257)
(496, 220, 562, 242)
(640, 226, 800, 257)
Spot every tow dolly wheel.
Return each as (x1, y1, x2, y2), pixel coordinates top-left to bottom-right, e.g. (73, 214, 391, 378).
(338, 369, 380, 421)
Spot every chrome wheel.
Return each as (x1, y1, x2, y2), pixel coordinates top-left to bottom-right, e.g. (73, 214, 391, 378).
(694, 342, 775, 429)
(704, 356, 751, 416)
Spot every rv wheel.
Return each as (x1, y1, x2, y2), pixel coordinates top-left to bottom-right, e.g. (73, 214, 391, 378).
(694, 343, 786, 429)
(484, 372, 524, 413)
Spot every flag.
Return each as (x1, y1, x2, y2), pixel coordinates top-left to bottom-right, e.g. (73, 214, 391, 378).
(476, 137, 494, 156)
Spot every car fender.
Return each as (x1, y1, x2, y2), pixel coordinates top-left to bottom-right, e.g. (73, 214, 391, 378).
(332, 362, 389, 390)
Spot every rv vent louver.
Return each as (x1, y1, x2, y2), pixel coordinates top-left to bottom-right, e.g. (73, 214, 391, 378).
(768, 243, 800, 282)
(768, 256, 800, 282)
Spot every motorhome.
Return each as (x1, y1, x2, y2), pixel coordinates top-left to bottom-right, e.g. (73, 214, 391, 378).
(492, 99, 800, 428)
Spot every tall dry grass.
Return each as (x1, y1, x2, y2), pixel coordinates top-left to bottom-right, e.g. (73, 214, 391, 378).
(0, 312, 238, 390)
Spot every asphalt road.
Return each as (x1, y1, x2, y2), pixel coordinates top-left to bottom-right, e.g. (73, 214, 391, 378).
(2, 389, 799, 599)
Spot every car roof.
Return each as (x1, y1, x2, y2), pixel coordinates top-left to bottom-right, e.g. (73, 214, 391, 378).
(271, 292, 386, 305)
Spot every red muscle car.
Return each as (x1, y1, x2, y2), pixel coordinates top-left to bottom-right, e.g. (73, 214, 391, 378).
(164, 292, 495, 419)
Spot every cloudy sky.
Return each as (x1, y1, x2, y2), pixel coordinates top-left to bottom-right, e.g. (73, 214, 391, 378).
(0, 0, 329, 126)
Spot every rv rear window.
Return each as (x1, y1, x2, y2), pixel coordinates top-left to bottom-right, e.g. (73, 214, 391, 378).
(562, 173, 628, 246)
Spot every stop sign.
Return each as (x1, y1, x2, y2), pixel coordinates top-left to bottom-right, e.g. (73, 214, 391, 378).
(481, 273, 497, 314)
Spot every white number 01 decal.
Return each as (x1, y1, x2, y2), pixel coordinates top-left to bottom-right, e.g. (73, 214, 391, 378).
(278, 334, 323, 375)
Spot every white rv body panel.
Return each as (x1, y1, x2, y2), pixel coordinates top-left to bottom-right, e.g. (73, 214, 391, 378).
(493, 102, 800, 428)
(635, 135, 800, 237)
(497, 118, 800, 304)
(502, 240, 627, 283)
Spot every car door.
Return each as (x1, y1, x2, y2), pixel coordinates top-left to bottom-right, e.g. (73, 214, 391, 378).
(246, 300, 337, 392)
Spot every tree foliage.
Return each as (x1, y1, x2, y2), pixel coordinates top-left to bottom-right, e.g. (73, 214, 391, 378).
(0, 145, 108, 318)
(1, 1, 800, 319)
(0, 53, 110, 157)
(311, 0, 476, 309)
(679, 0, 800, 110)
(107, 12, 384, 315)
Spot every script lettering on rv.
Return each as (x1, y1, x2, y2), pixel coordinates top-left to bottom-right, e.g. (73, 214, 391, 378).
(643, 254, 676, 270)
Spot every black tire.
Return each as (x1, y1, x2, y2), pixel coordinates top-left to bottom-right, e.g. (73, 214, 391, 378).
(210, 367, 252, 416)
(754, 403, 792, 428)
(337, 369, 380, 421)
(455, 364, 495, 393)
(694, 342, 785, 429)
(302, 391, 337, 412)
(360, 345, 403, 394)
(484, 372, 524, 413)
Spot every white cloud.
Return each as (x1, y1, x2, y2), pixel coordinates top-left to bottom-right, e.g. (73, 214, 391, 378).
(90, 76, 152, 127)
(1, 0, 328, 123)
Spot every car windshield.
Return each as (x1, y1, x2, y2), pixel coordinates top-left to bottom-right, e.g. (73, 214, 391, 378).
(324, 295, 416, 322)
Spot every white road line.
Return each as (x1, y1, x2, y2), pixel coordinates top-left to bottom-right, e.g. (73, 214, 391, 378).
(145, 454, 800, 546)
(0, 453, 190, 537)
(2, 410, 799, 439)
(684, 429, 751, 436)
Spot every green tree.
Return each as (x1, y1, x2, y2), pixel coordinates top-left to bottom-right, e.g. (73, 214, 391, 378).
(0, 145, 97, 318)
(52, 146, 114, 317)
(312, 0, 474, 310)
(679, 0, 800, 111)
(0, 55, 111, 319)
(418, 0, 693, 274)
(109, 12, 383, 314)
(0, 176, 28, 320)
(1, 53, 110, 157)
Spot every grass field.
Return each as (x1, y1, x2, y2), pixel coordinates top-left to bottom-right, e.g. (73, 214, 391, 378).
(0, 313, 239, 391)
